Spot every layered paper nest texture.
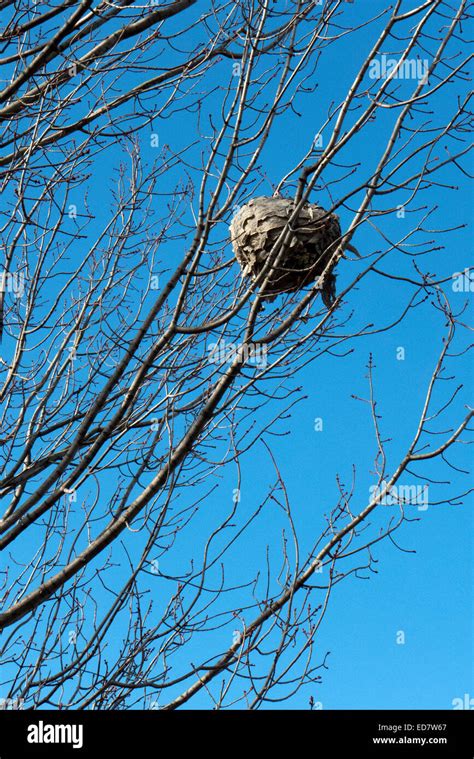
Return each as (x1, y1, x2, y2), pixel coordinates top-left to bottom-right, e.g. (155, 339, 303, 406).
(230, 196, 341, 304)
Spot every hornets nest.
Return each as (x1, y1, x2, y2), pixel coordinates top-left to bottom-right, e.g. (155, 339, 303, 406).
(230, 196, 342, 307)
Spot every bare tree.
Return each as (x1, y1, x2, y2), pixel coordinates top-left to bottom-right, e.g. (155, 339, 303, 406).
(0, 0, 471, 710)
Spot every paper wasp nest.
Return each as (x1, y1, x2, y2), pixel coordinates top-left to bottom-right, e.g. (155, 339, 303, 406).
(230, 196, 341, 307)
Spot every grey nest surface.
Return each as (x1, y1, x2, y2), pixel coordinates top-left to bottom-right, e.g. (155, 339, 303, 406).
(229, 196, 342, 307)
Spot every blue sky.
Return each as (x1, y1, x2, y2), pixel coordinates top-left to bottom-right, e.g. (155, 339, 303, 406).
(145, 0, 473, 709)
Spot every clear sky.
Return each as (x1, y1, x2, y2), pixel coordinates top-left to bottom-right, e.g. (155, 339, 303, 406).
(146, 0, 473, 709)
(154, 0, 473, 709)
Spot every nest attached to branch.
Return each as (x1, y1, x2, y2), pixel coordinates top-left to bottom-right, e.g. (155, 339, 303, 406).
(230, 196, 342, 307)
